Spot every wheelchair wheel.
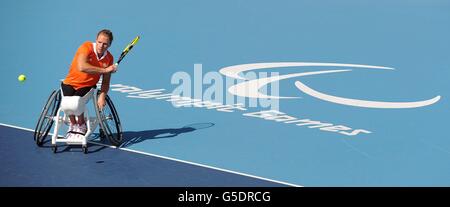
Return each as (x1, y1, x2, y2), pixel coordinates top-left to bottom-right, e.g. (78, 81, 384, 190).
(96, 93, 123, 147)
(99, 128, 106, 141)
(34, 90, 61, 146)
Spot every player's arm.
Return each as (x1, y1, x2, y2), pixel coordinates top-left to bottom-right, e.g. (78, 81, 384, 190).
(77, 52, 116, 74)
(100, 73, 111, 95)
(97, 65, 112, 110)
(97, 73, 111, 110)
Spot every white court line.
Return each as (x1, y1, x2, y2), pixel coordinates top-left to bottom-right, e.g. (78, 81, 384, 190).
(0, 122, 302, 187)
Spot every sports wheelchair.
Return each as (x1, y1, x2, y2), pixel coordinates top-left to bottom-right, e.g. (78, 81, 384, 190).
(34, 87, 123, 153)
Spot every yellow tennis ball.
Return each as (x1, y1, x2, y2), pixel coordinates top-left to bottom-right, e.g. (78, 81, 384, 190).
(18, 74, 26, 82)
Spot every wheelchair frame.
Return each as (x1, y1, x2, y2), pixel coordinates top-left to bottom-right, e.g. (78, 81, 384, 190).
(34, 88, 123, 153)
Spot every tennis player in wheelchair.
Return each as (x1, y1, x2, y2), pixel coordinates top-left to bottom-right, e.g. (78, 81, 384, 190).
(35, 29, 136, 153)
(61, 29, 117, 140)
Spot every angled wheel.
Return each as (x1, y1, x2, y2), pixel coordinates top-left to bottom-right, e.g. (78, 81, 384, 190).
(95, 93, 123, 147)
(34, 90, 61, 147)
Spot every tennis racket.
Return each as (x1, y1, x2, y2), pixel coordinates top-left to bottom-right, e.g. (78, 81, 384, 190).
(115, 36, 140, 65)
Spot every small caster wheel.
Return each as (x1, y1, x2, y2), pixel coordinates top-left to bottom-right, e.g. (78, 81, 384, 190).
(82, 145, 88, 154)
(52, 145, 57, 153)
(36, 139, 43, 147)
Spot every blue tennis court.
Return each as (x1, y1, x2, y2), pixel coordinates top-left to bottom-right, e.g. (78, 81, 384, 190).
(1, 0, 449, 187)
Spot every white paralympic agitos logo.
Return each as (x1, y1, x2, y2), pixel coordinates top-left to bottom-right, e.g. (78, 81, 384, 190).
(219, 62, 441, 109)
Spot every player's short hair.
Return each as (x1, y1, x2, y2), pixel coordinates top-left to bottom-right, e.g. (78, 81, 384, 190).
(97, 29, 113, 44)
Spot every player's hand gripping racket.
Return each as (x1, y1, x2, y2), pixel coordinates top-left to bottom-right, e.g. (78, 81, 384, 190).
(115, 36, 140, 66)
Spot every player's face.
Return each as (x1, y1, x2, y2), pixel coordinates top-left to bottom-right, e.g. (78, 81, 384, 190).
(96, 34, 111, 55)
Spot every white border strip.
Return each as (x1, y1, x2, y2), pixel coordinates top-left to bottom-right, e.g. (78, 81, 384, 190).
(0, 122, 302, 187)
(1, 123, 35, 132)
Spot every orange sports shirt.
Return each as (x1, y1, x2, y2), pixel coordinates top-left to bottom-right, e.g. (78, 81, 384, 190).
(63, 41, 114, 90)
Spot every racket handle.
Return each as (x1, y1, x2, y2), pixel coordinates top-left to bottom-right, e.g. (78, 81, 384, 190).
(111, 63, 119, 73)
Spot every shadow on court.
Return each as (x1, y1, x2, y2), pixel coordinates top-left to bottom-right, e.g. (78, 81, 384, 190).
(38, 123, 215, 152)
(118, 122, 215, 148)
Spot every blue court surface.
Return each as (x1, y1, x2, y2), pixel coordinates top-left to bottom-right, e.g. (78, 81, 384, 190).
(1, 0, 450, 187)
